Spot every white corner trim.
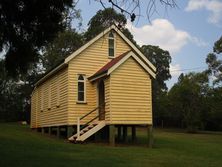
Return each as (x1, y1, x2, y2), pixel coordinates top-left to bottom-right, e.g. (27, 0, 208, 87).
(112, 26, 156, 72)
(64, 24, 156, 73)
(107, 51, 156, 78)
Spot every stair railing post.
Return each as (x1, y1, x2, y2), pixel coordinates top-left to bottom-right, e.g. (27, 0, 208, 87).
(77, 117, 80, 138)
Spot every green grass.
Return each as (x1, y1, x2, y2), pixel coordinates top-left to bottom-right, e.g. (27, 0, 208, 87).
(0, 123, 222, 167)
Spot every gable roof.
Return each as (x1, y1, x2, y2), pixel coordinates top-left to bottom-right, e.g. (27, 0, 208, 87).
(88, 51, 156, 82)
(35, 24, 156, 86)
(64, 24, 156, 72)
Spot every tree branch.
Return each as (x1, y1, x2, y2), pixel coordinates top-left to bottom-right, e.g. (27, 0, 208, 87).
(98, 0, 178, 23)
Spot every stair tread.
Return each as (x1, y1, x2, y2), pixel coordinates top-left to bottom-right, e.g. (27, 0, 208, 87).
(68, 121, 106, 142)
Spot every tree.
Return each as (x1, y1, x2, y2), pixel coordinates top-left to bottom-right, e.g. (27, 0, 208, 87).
(204, 35, 222, 130)
(206, 36, 222, 85)
(84, 8, 136, 44)
(0, 0, 76, 76)
(99, 0, 177, 23)
(84, 8, 126, 41)
(0, 57, 44, 122)
(140, 45, 171, 126)
(168, 72, 209, 132)
(141, 45, 171, 92)
(42, 28, 84, 70)
(0, 60, 23, 121)
(205, 87, 222, 131)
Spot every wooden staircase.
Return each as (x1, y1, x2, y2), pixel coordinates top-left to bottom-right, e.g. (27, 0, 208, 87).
(68, 121, 106, 142)
(68, 103, 106, 143)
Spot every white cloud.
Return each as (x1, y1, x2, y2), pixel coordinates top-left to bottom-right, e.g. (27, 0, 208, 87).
(185, 0, 222, 25)
(189, 36, 209, 47)
(126, 19, 190, 55)
(166, 64, 182, 88)
(185, 0, 207, 11)
(126, 19, 207, 55)
(170, 64, 181, 77)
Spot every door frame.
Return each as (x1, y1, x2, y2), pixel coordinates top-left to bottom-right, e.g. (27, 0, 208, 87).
(97, 80, 105, 120)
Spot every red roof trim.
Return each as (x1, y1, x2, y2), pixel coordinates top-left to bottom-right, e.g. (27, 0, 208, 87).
(89, 51, 131, 80)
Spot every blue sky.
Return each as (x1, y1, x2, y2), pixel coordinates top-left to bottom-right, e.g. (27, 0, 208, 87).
(75, 0, 222, 88)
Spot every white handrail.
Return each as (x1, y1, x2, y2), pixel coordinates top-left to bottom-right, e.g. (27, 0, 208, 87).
(77, 117, 80, 138)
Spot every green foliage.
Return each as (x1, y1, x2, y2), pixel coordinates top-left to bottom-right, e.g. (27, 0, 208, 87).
(42, 28, 84, 70)
(156, 35, 222, 131)
(0, 60, 23, 121)
(84, 8, 136, 44)
(214, 36, 222, 54)
(0, 0, 74, 76)
(168, 72, 209, 132)
(0, 58, 42, 122)
(206, 36, 222, 85)
(205, 87, 222, 130)
(84, 8, 126, 41)
(141, 45, 171, 92)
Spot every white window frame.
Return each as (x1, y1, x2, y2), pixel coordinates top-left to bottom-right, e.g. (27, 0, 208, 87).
(77, 74, 86, 103)
(108, 31, 115, 58)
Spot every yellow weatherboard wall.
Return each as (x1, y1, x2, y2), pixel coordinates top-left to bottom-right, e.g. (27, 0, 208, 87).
(67, 32, 131, 125)
(31, 25, 155, 129)
(31, 67, 68, 128)
(110, 57, 152, 125)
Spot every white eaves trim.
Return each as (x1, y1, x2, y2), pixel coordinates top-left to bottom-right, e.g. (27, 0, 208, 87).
(35, 25, 115, 87)
(35, 24, 156, 87)
(64, 26, 115, 63)
(114, 27, 156, 72)
(108, 51, 156, 78)
(64, 25, 156, 72)
(88, 73, 107, 82)
(34, 63, 67, 86)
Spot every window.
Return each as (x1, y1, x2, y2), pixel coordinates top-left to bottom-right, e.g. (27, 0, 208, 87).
(56, 75, 60, 107)
(40, 88, 44, 112)
(48, 83, 51, 110)
(77, 74, 86, 102)
(36, 90, 39, 112)
(108, 31, 115, 57)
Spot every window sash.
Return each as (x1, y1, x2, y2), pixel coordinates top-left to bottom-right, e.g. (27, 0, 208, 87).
(109, 48, 114, 57)
(40, 89, 43, 111)
(108, 32, 115, 57)
(48, 83, 51, 109)
(56, 75, 60, 107)
(109, 38, 114, 48)
(77, 75, 86, 102)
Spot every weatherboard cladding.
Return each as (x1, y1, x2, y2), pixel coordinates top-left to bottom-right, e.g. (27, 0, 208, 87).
(88, 51, 131, 80)
(34, 24, 156, 87)
(31, 24, 155, 128)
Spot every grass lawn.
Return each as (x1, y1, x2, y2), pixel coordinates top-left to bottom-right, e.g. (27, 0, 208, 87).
(0, 123, 222, 167)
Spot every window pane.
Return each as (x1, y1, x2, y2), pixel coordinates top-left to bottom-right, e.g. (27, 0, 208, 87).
(78, 82, 84, 91)
(78, 92, 84, 101)
(109, 32, 114, 38)
(78, 75, 84, 81)
(109, 39, 114, 48)
(109, 48, 114, 57)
